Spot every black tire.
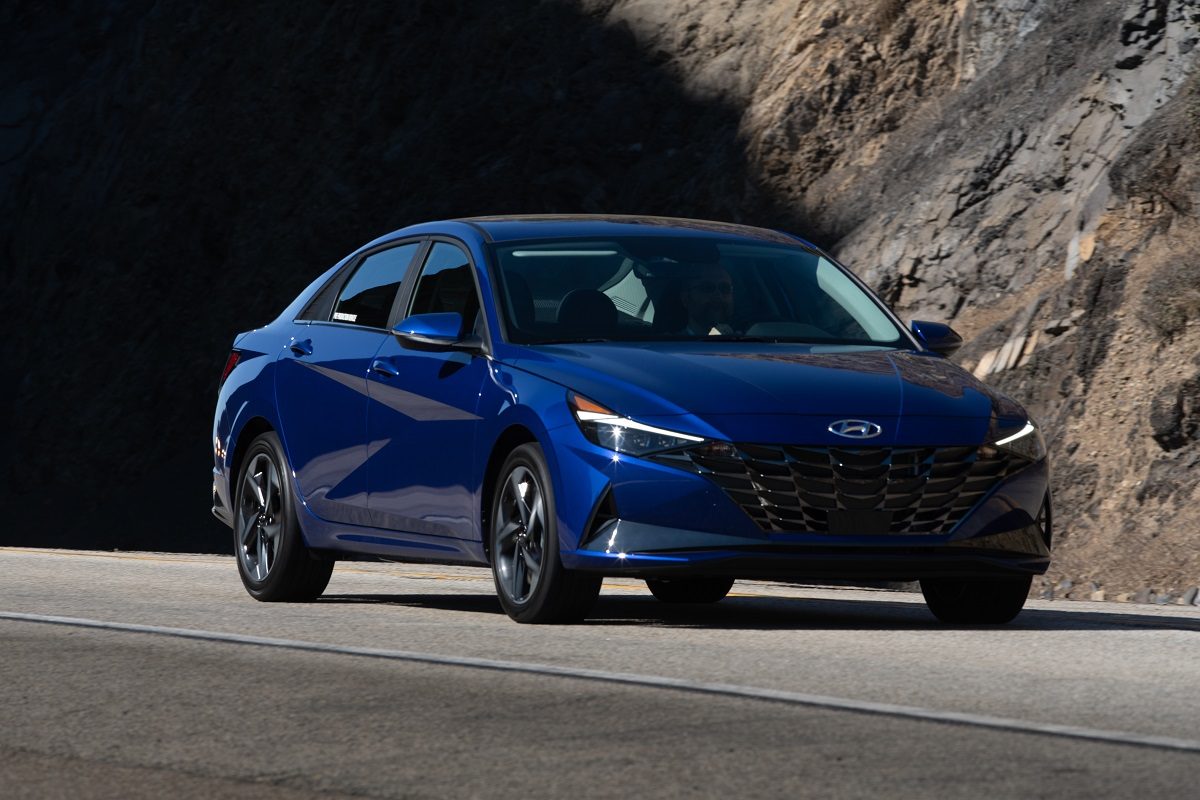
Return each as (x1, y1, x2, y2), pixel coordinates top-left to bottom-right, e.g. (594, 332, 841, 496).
(489, 443, 601, 623)
(920, 575, 1032, 624)
(646, 577, 735, 604)
(233, 431, 333, 602)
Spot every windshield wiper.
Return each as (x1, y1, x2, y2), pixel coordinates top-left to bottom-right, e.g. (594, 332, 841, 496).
(717, 336, 904, 348)
(716, 336, 781, 342)
(533, 338, 613, 345)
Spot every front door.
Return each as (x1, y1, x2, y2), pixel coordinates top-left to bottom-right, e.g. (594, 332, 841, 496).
(366, 240, 491, 540)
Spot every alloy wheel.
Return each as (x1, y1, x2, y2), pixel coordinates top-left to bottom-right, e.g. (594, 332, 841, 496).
(237, 452, 283, 582)
(494, 465, 547, 604)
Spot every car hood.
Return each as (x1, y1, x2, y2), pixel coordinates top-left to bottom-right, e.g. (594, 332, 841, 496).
(510, 343, 1013, 444)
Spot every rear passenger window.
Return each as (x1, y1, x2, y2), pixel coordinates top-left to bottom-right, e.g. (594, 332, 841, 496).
(331, 243, 420, 328)
(408, 242, 480, 336)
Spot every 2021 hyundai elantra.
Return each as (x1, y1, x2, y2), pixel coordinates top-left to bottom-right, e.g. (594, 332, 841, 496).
(212, 215, 1051, 624)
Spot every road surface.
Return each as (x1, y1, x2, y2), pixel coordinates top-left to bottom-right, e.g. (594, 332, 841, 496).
(2, 548, 1198, 797)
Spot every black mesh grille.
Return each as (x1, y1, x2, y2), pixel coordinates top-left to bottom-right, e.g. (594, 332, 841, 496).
(650, 444, 1020, 534)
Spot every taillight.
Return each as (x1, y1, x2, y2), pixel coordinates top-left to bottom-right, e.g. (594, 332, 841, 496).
(219, 351, 241, 388)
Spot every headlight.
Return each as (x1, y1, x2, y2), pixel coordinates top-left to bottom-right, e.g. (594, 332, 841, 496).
(991, 419, 1046, 461)
(569, 393, 705, 456)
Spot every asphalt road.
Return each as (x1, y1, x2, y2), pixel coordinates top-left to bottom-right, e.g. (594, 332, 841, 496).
(2, 548, 1199, 798)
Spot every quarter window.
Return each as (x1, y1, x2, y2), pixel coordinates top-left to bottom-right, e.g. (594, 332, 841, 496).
(331, 243, 420, 329)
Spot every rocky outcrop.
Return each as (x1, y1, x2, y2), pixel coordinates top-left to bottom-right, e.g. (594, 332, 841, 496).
(650, 0, 1200, 597)
(827, 1, 1200, 596)
(2, 1, 1198, 595)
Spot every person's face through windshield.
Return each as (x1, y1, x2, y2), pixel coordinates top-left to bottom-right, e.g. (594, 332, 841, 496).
(680, 264, 734, 335)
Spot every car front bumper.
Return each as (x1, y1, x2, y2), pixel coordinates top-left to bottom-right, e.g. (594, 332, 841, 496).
(568, 518, 1049, 580)
(553, 429, 1051, 581)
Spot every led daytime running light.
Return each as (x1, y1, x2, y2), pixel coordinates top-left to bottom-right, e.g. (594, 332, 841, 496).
(994, 422, 1035, 447)
(574, 409, 705, 442)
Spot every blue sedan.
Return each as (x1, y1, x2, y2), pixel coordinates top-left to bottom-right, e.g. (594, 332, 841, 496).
(211, 216, 1051, 624)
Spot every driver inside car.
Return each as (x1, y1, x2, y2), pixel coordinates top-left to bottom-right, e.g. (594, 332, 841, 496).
(679, 263, 736, 336)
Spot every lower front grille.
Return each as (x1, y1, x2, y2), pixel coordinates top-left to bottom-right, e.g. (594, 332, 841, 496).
(650, 443, 1021, 535)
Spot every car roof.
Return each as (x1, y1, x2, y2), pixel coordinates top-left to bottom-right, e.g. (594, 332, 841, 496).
(455, 214, 812, 247)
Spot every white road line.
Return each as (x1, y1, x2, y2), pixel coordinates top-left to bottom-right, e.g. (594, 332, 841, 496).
(4, 609, 1199, 755)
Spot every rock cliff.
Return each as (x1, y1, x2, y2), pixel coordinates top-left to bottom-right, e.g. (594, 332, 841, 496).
(3, 1, 1197, 597)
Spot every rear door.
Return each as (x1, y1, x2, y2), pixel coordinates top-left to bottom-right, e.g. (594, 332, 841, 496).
(274, 240, 423, 525)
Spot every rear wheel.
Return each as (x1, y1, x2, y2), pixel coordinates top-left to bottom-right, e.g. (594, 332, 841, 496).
(920, 575, 1032, 624)
(646, 577, 735, 604)
(490, 444, 601, 623)
(234, 432, 333, 602)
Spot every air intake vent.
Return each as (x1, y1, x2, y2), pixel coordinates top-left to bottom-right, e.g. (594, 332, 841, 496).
(582, 488, 619, 544)
(650, 444, 1020, 535)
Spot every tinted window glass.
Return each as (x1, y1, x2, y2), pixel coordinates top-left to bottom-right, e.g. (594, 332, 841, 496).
(408, 242, 479, 336)
(331, 243, 420, 328)
(492, 237, 906, 346)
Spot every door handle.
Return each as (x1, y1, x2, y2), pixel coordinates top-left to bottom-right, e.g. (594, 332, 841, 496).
(370, 359, 400, 378)
(289, 339, 313, 357)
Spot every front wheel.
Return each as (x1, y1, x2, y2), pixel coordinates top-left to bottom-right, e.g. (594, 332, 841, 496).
(490, 444, 601, 623)
(920, 575, 1032, 624)
(234, 431, 333, 602)
(646, 577, 735, 603)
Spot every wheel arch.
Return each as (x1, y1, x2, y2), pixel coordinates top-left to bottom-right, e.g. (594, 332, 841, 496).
(479, 424, 539, 562)
(230, 416, 276, 493)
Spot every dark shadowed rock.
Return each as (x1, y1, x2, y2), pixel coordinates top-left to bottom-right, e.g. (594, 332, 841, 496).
(1150, 376, 1200, 451)
(0, 0, 775, 552)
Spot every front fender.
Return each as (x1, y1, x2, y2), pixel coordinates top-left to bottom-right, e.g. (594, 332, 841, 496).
(473, 362, 591, 558)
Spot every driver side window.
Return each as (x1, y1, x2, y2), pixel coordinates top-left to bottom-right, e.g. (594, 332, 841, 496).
(408, 242, 481, 337)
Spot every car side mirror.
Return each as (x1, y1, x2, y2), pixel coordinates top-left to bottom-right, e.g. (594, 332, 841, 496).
(393, 312, 469, 351)
(910, 320, 963, 357)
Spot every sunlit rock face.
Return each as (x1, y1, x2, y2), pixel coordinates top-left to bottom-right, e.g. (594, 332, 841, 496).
(4, 1, 1199, 596)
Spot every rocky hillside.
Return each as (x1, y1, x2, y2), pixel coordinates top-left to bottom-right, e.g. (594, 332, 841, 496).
(3, 1, 1197, 598)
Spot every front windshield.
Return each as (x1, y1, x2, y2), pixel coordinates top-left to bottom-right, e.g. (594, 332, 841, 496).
(491, 236, 907, 346)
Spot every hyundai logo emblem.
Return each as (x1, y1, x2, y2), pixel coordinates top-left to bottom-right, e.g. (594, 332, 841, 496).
(828, 419, 883, 439)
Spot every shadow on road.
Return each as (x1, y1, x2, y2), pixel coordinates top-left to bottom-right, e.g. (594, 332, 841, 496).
(320, 593, 505, 615)
(318, 591, 1200, 633)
